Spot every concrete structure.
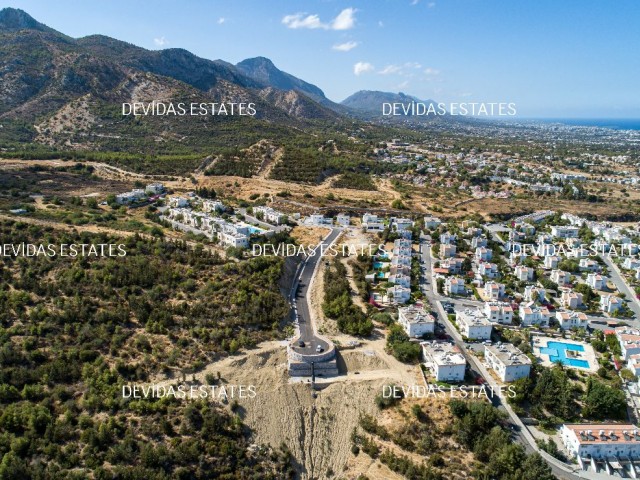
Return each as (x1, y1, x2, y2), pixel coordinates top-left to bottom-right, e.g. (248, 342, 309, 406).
(586, 273, 606, 290)
(579, 258, 600, 272)
(551, 225, 579, 238)
(254, 205, 286, 225)
(202, 199, 224, 213)
(168, 196, 189, 208)
(561, 290, 584, 309)
(519, 302, 551, 327)
(556, 310, 588, 330)
(600, 294, 623, 314)
(439, 244, 456, 258)
(484, 281, 505, 300)
(544, 255, 561, 269)
(456, 309, 493, 340)
(398, 304, 435, 338)
(484, 302, 514, 325)
(145, 183, 165, 195)
(444, 277, 466, 296)
(362, 213, 385, 232)
(551, 269, 572, 286)
(560, 424, 640, 470)
(475, 247, 492, 262)
(478, 262, 499, 279)
(336, 213, 350, 226)
(484, 343, 531, 382)
(117, 189, 147, 205)
(305, 214, 333, 226)
(616, 327, 640, 360)
(514, 265, 534, 282)
(387, 285, 411, 304)
(523, 285, 546, 303)
(421, 341, 466, 382)
(471, 236, 488, 249)
(424, 216, 442, 229)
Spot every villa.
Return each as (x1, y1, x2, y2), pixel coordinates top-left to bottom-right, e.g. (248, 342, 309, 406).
(556, 310, 588, 330)
(484, 281, 505, 300)
(483, 302, 513, 325)
(600, 294, 623, 314)
(398, 304, 435, 338)
(519, 302, 551, 327)
(484, 343, 531, 382)
(421, 341, 466, 382)
(456, 309, 492, 340)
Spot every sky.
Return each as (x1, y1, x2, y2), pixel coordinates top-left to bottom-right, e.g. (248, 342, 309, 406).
(4, 0, 640, 118)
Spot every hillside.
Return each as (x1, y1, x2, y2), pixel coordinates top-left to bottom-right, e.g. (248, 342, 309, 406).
(0, 8, 343, 154)
(341, 90, 439, 118)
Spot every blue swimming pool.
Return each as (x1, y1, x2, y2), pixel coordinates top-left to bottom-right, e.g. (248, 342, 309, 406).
(539, 341, 589, 368)
(249, 226, 265, 235)
(377, 252, 389, 259)
(373, 261, 386, 269)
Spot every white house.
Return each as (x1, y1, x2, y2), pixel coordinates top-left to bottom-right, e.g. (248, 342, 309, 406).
(167, 195, 190, 208)
(362, 213, 384, 232)
(456, 309, 493, 340)
(485, 343, 531, 382)
(627, 354, 640, 377)
(579, 258, 600, 272)
(145, 183, 165, 195)
(336, 213, 350, 226)
(440, 232, 457, 245)
(600, 294, 623, 314)
(551, 269, 572, 286)
(560, 424, 640, 467)
(586, 273, 605, 291)
(514, 265, 534, 282)
(519, 303, 551, 327)
(478, 262, 499, 279)
(523, 285, 546, 303)
(389, 273, 411, 288)
(421, 341, 466, 382)
(387, 285, 411, 304)
(424, 216, 442, 229)
(544, 255, 561, 269)
(392, 254, 412, 267)
(471, 236, 488, 249)
(444, 277, 467, 296)
(254, 206, 286, 225)
(484, 302, 513, 325)
(441, 258, 464, 274)
(616, 327, 640, 360)
(398, 305, 435, 338)
(561, 290, 584, 309)
(483, 281, 505, 300)
(623, 257, 640, 270)
(439, 244, 457, 259)
(556, 310, 588, 330)
(391, 217, 414, 232)
(475, 247, 492, 262)
(305, 214, 333, 226)
(551, 225, 579, 238)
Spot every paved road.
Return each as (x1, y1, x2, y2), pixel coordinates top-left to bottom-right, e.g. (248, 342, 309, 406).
(600, 255, 640, 320)
(290, 229, 342, 355)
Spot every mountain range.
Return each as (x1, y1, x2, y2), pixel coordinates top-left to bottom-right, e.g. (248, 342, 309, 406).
(0, 7, 433, 152)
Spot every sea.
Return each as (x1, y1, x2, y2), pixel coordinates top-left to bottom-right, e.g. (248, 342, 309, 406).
(538, 118, 640, 131)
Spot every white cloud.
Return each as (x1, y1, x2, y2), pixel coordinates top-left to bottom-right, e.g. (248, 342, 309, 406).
(411, 0, 420, 5)
(354, 62, 374, 76)
(331, 8, 356, 30)
(424, 67, 441, 77)
(153, 36, 168, 47)
(282, 8, 357, 30)
(378, 62, 422, 76)
(428, 2, 436, 7)
(397, 80, 410, 89)
(332, 41, 359, 52)
(217, 17, 226, 25)
(379, 65, 402, 75)
(282, 13, 324, 29)
(378, 20, 384, 27)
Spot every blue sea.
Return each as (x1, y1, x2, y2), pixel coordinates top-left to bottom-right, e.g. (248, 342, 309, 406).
(540, 118, 640, 131)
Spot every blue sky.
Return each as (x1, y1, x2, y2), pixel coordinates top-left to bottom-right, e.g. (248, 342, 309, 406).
(5, 0, 640, 117)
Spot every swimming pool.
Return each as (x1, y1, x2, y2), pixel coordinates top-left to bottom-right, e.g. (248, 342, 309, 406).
(249, 226, 265, 235)
(539, 341, 590, 368)
(373, 261, 387, 269)
(377, 252, 389, 259)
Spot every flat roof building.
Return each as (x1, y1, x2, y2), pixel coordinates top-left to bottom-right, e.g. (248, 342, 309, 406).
(421, 341, 466, 382)
(484, 343, 531, 382)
